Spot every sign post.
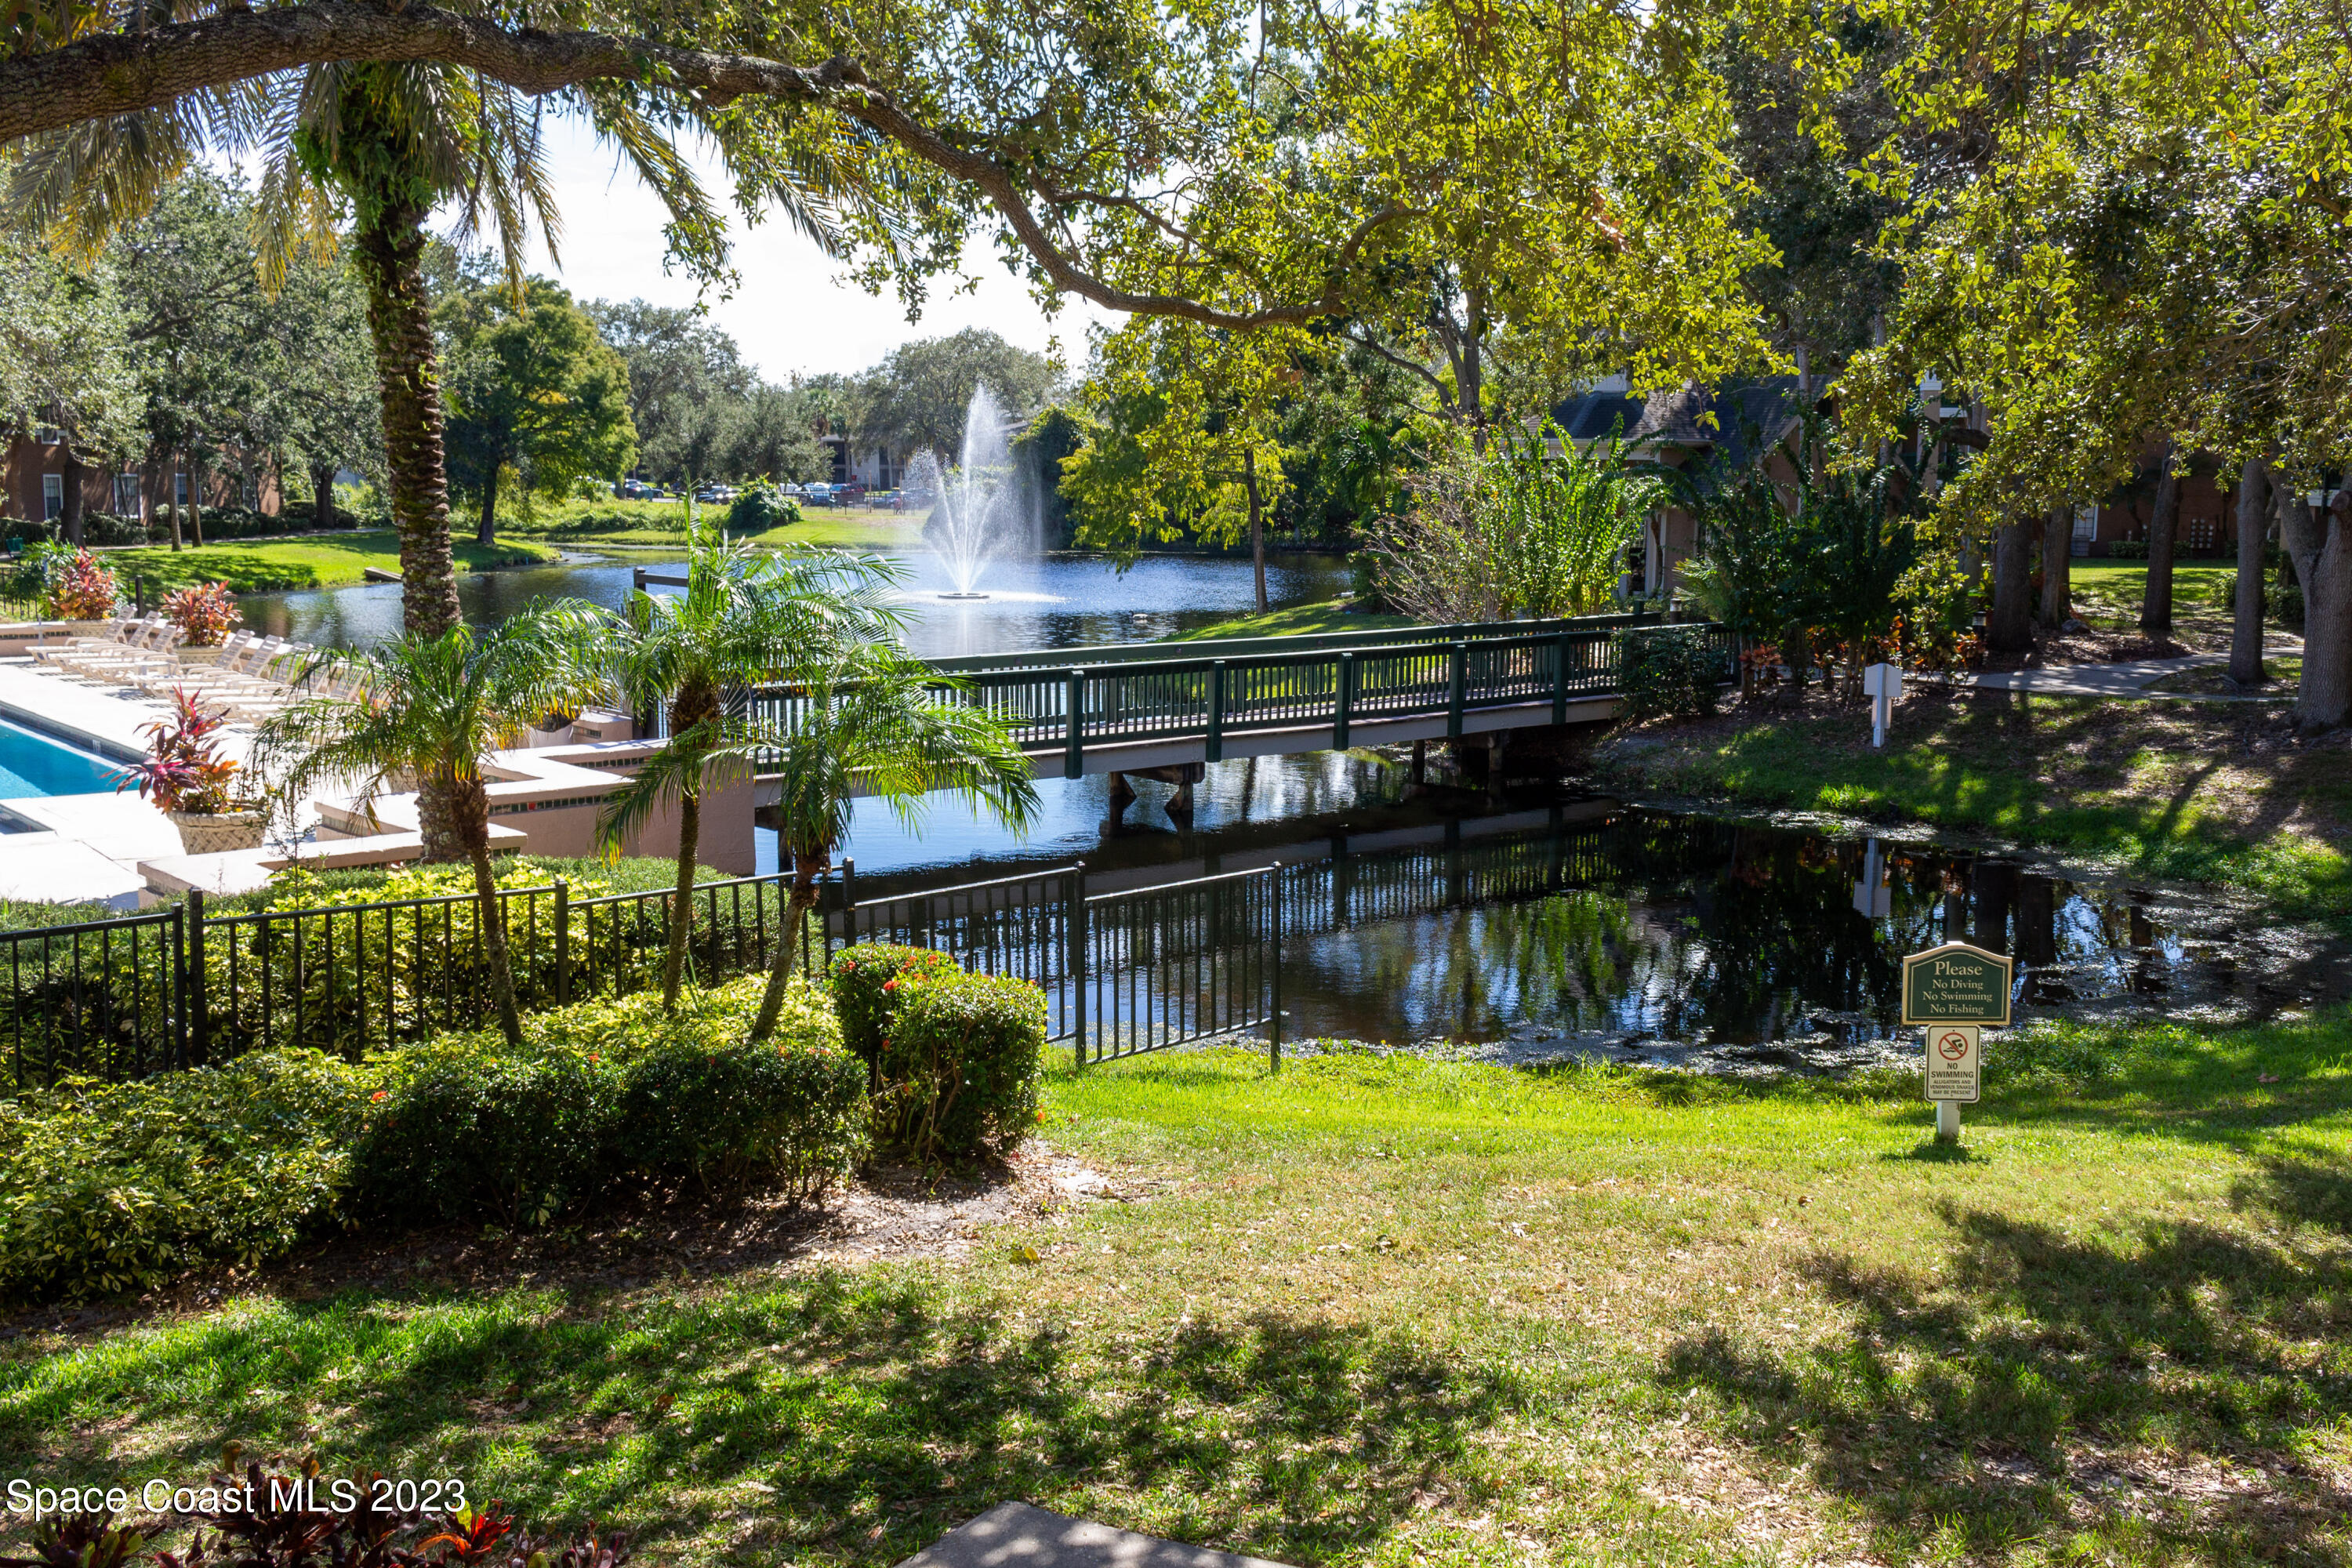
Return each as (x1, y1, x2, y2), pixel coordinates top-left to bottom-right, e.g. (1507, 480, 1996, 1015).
(1862, 662, 1904, 748)
(1900, 941, 2011, 1142)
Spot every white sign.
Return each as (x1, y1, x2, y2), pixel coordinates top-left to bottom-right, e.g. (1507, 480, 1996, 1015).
(1862, 662, 1903, 748)
(1923, 1024, 1981, 1105)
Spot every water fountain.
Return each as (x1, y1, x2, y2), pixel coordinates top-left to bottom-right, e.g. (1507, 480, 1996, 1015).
(906, 383, 1037, 599)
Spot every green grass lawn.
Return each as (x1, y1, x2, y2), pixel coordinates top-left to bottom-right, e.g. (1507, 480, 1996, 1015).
(1593, 688, 2352, 924)
(3, 1015, 2347, 1566)
(1167, 597, 1417, 642)
(491, 499, 927, 553)
(105, 532, 560, 594)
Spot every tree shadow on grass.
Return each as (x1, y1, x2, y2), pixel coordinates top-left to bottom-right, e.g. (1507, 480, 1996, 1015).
(1661, 1164, 2352, 1561)
(2, 1279, 1522, 1568)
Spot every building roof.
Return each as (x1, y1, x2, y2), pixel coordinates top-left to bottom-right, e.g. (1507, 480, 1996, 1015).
(1551, 377, 1809, 491)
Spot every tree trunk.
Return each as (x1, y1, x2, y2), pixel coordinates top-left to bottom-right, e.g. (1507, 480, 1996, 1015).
(2296, 490, 2352, 730)
(60, 448, 83, 546)
(184, 448, 205, 547)
(2140, 454, 2179, 634)
(418, 761, 474, 866)
(2038, 503, 2071, 626)
(352, 193, 463, 639)
(477, 453, 501, 547)
(749, 844, 826, 1042)
(1243, 445, 1267, 614)
(310, 463, 339, 532)
(2229, 455, 2268, 685)
(1989, 519, 2033, 652)
(659, 782, 701, 1011)
(657, 677, 718, 1012)
(460, 789, 525, 1047)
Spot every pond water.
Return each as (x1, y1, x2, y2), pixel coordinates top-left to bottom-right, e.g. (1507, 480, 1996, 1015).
(236, 549, 1356, 659)
(803, 757, 2347, 1069)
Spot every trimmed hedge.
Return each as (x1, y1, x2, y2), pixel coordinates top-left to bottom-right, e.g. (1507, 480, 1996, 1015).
(0, 1051, 373, 1300)
(0, 975, 863, 1301)
(829, 943, 959, 1066)
(873, 966, 1046, 1162)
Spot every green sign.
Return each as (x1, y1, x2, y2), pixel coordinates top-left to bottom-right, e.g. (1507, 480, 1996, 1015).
(1901, 942, 2013, 1025)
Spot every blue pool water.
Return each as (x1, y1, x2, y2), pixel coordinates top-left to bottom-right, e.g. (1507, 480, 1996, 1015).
(0, 717, 125, 799)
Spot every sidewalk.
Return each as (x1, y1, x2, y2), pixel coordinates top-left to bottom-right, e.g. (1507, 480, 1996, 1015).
(1949, 637, 2302, 700)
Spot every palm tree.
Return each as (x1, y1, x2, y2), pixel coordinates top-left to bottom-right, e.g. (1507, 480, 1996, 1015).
(744, 641, 1040, 1044)
(251, 603, 611, 1045)
(598, 525, 907, 1012)
(7, 62, 860, 638)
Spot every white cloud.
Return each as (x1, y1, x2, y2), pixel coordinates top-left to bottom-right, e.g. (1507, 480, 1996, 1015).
(509, 113, 1116, 383)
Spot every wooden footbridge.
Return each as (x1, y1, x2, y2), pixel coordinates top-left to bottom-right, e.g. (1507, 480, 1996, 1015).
(744, 610, 1731, 784)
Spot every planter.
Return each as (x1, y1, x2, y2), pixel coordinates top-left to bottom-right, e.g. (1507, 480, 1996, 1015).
(176, 645, 226, 666)
(166, 810, 266, 855)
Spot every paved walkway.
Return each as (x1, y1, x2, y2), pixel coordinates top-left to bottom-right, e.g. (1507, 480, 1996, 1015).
(1950, 637, 2302, 700)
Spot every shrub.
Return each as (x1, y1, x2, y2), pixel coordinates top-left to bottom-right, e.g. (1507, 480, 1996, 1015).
(875, 969, 1046, 1162)
(162, 579, 240, 644)
(0, 1051, 373, 1301)
(615, 983, 866, 1197)
(350, 1032, 619, 1229)
(2104, 539, 2148, 560)
(1617, 626, 1725, 721)
(45, 547, 117, 620)
(728, 481, 801, 532)
(829, 943, 959, 1065)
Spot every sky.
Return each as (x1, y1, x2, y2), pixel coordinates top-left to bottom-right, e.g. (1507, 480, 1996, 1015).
(506, 114, 1117, 387)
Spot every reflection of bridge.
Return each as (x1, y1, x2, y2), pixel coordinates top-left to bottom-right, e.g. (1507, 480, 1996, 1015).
(743, 610, 1732, 786)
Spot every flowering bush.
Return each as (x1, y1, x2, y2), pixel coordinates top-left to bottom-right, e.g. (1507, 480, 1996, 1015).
(45, 547, 117, 620)
(118, 688, 249, 815)
(829, 942, 957, 1065)
(162, 579, 240, 645)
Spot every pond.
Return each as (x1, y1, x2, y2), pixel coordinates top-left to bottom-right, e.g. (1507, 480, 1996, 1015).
(236, 548, 1357, 658)
(807, 757, 2347, 1069)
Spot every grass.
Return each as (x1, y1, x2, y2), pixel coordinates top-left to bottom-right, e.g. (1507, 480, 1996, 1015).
(2063, 558, 2239, 623)
(3, 1014, 2349, 1566)
(2149, 656, 2303, 695)
(1167, 597, 1417, 642)
(488, 499, 928, 553)
(105, 532, 560, 594)
(1592, 688, 2352, 924)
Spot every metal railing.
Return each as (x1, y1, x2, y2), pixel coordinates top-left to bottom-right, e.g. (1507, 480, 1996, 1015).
(0, 870, 816, 1091)
(753, 615, 1731, 778)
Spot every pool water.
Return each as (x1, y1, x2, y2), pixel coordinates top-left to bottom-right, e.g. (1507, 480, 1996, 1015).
(0, 717, 122, 799)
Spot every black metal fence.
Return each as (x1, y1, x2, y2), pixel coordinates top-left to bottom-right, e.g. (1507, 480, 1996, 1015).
(0, 870, 814, 1091)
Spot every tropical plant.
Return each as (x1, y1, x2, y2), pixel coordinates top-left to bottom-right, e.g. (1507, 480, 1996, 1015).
(598, 528, 904, 1011)
(250, 604, 611, 1044)
(742, 641, 1039, 1043)
(44, 547, 116, 620)
(118, 688, 251, 815)
(727, 480, 800, 532)
(160, 580, 238, 645)
(1365, 424, 1660, 622)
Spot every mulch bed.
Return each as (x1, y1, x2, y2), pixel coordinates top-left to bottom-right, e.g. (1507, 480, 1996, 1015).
(2, 1143, 1140, 1343)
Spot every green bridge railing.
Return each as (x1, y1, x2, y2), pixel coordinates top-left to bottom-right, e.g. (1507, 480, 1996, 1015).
(755, 612, 1731, 779)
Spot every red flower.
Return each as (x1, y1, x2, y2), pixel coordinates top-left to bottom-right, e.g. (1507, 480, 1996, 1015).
(370, 1090, 390, 1102)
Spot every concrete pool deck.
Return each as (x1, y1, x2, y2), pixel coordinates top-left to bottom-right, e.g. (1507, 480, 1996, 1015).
(0, 659, 258, 908)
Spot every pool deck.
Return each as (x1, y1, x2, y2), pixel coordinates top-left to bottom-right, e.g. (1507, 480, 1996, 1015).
(0, 660, 257, 908)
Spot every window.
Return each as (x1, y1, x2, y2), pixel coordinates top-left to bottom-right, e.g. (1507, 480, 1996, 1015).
(175, 472, 188, 507)
(114, 474, 140, 515)
(41, 474, 63, 521)
(2071, 503, 2097, 557)
(34, 428, 61, 447)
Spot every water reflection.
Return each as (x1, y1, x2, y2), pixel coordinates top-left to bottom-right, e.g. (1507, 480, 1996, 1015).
(814, 758, 2346, 1055)
(237, 550, 1354, 658)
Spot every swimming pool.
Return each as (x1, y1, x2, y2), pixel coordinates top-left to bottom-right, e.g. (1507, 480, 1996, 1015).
(0, 717, 126, 799)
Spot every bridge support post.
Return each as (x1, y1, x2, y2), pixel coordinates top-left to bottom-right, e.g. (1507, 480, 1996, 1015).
(1065, 669, 1086, 779)
(1553, 630, 1573, 725)
(1334, 653, 1354, 750)
(1410, 739, 1428, 787)
(1446, 642, 1467, 739)
(1207, 661, 1227, 763)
